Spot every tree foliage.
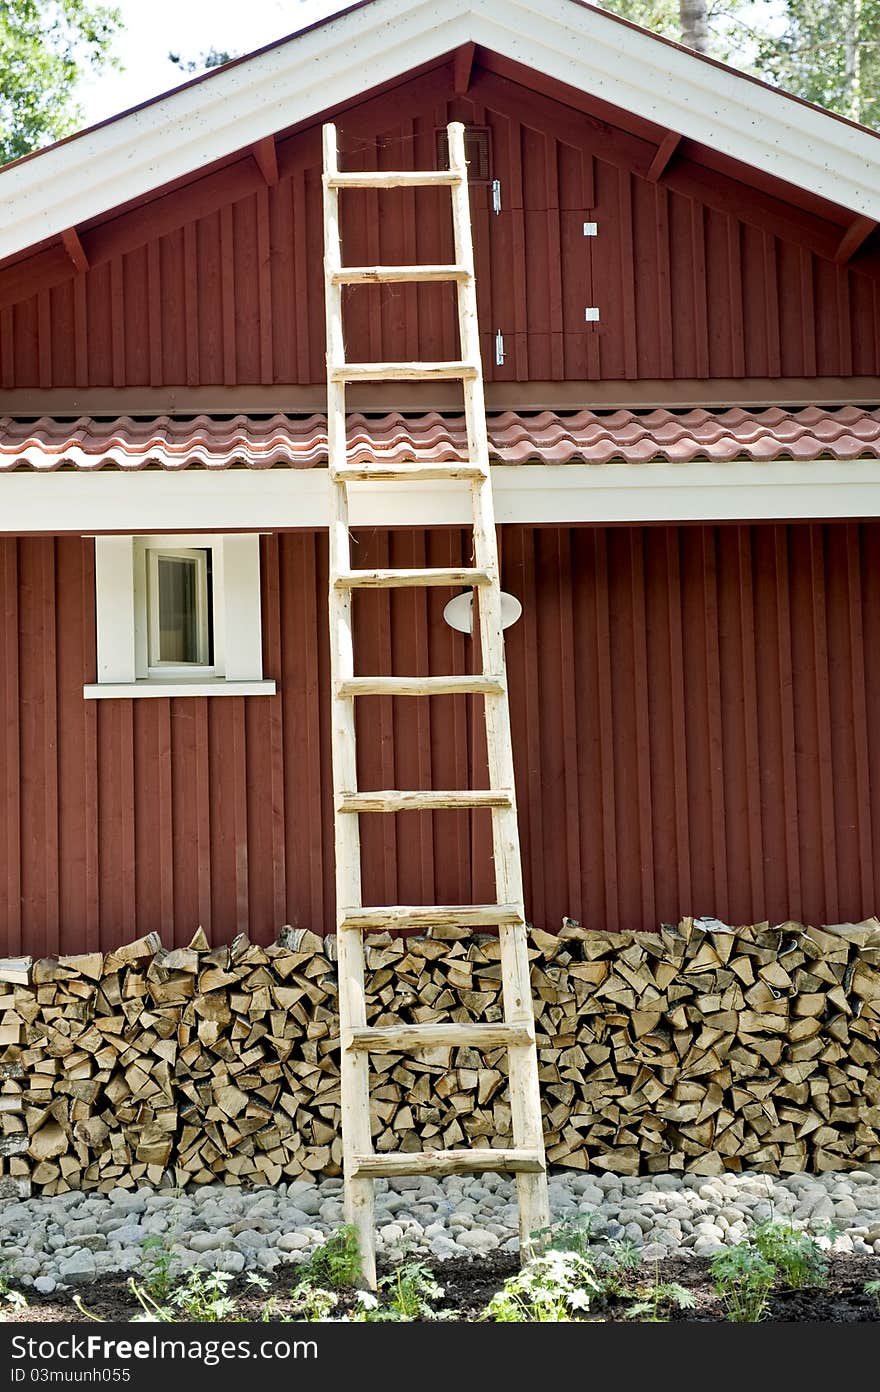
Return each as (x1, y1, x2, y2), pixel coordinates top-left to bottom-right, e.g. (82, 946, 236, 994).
(168, 48, 235, 74)
(601, 0, 880, 128)
(0, 0, 120, 164)
(753, 0, 880, 127)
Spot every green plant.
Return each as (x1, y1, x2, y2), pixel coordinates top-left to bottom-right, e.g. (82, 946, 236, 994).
(533, 1214, 597, 1260)
(381, 1261, 445, 1320)
(624, 1259, 695, 1323)
(296, 1225, 361, 1290)
(753, 1219, 827, 1290)
(593, 1237, 641, 1298)
(130, 1268, 238, 1323)
(139, 1233, 179, 1302)
(865, 1279, 880, 1315)
(710, 1245, 775, 1323)
(0, 1272, 27, 1318)
(289, 1281, 338, 1322)
(482, 1250, 600, 1322)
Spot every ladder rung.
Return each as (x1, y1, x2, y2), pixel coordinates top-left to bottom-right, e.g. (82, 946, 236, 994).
(334, 567, 492, 589)
(326, 171, 464, 189)
(338, 789, 513, 813)
(339, 902, 522, 930)
(346, 1022, 533, 1051)
(332, 264, 470, 284)
(336, 675, 504, 697)
(330, 361, 478, 382)
(353, 1148, 545, 1179)
(333, 461, 487, 482)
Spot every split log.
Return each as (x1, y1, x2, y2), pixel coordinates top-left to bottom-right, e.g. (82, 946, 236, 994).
(1, 918, 879, 1194)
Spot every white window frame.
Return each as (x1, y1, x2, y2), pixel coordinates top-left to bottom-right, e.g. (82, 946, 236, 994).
(84, 533, 275, 699)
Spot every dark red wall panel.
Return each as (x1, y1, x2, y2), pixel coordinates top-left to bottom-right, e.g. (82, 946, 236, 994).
(2, 72, 878, 388)
(2, 522, 880, 953)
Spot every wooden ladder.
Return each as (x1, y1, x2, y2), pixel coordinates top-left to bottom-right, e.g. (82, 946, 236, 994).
(322, 120, 549, 1288)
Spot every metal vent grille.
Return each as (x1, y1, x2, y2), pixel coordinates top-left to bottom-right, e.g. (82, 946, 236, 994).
(435, 126, 492, 182)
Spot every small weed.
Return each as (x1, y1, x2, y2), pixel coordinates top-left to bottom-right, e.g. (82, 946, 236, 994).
(296, 1225, 361, 1290)
(625, 1278, 696, 1323)
(129, 1268, 238, 1323)
(0, 1264, 27, 1319)
(138, 1234, 179, 1302)
(534, 1214, 596, 1260)
(865, 1280, 880, 1315)
(380, 1261, 445, 1320)
(710, 1245, 775, 1323)
(483, 1250, 600, 1322)
(592, 1238, 641, 1299)
(753, 1219, 827, 1290)
(347, 1261, 446, 1322)
(289, 1281, 339, 1322)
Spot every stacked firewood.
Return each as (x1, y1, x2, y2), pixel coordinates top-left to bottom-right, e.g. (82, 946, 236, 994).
(1, 916, 879, 1194)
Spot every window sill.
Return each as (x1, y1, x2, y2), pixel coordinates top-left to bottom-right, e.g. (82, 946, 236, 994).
(83, 680, 277, 700)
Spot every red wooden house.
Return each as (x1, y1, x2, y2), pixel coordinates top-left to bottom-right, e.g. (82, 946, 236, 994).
(2, 0, 880, 957)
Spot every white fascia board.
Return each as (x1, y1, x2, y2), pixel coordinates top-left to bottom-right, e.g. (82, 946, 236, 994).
(2, 0, 880, 263)
(5, 461, 880, 533)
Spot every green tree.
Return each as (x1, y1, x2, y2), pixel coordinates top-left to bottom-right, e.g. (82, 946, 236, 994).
(754, 0, 880, 126)
(599, 1, 747, 62)
(0, 0, 120, 164)
(168, 48, 235, 74)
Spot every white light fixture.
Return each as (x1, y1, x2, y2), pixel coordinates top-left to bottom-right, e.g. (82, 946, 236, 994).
(442, 589, 522, 635)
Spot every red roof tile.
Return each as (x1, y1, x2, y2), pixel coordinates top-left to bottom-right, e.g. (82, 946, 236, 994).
(2, 406, 880, 470)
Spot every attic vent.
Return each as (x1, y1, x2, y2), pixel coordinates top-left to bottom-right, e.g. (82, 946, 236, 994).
(435, 125, 492, 182)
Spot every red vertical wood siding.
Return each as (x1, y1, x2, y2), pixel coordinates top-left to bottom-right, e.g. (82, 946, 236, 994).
(2, 71, 879, 386)
(2, 522, 880, 953)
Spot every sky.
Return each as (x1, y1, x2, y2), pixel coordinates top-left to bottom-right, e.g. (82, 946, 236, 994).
(75, 0, 786, 131)
(77, 0, 349, 127)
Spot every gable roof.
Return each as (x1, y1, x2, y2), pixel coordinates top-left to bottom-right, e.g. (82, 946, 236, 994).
(1, 0, 880, 266)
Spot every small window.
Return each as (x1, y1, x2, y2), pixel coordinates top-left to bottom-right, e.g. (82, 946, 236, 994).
(85, 534, 275, 699)
(147, 548, 212, 669)
(435, 126, 492, 182)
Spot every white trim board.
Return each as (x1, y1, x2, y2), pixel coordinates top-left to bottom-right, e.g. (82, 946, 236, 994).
(2, 0, 880, 263)
(5, 461, 880, 532)
(83, 680, 276, 700)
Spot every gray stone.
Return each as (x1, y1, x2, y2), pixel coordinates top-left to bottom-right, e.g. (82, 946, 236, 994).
(215, 1250, 245, 1274)
(377, 1224, 404, 1246)
(34, 1276, 56, 1294)
(58, 1251, 97, 1285)
(457, 1230, 499, 1252)
(277, 1232, 311, 1252)
(188, 1233, 226, 1253)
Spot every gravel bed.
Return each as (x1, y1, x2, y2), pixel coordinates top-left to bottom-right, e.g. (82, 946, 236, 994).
(2, 1167, 880, 1295)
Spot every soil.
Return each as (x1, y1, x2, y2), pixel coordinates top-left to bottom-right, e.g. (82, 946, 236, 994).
(5, 1253, 879, 1323)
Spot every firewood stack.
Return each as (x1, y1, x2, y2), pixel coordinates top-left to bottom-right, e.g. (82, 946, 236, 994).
(1, 916, 879, 1194)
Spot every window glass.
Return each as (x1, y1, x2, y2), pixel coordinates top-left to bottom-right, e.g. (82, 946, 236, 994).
(147, 548, 210, 667)
(157, 555, 199, 663)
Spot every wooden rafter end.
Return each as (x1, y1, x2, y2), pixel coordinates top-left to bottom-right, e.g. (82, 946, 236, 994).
(646, 131, 681, 184)
(61, 227, 89, 274)
(834, 214, 876, 265)
(253, 135, 279, 187)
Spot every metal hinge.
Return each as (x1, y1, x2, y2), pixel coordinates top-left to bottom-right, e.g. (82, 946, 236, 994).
(491, 179, 502, 215)
(495, 330, 505, 365)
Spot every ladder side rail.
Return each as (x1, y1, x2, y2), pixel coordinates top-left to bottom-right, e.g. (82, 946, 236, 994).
(448, 122, 550, 1251)
(322, 122, 376, 1288)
